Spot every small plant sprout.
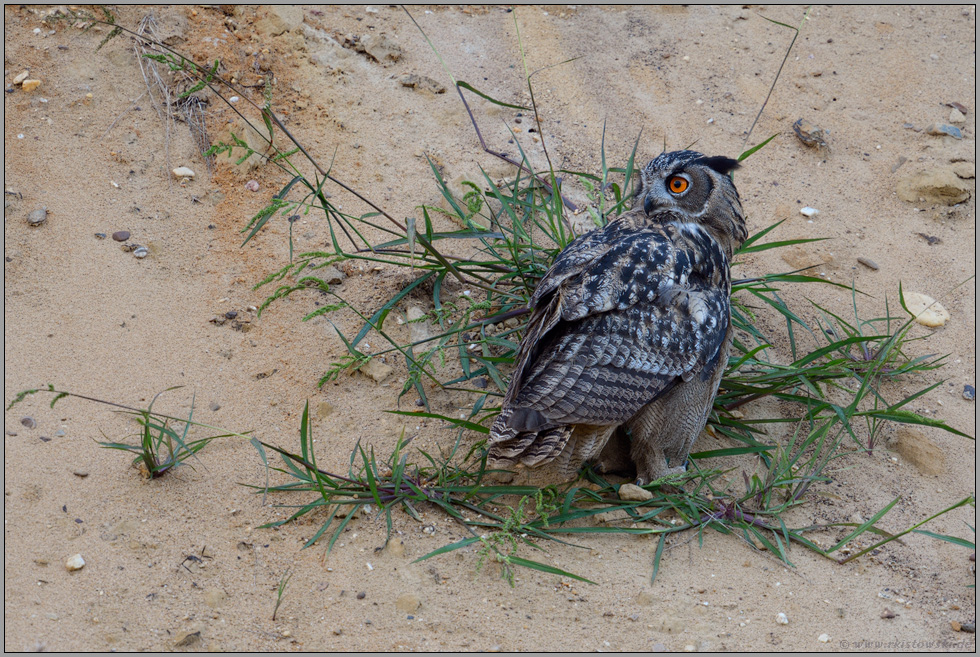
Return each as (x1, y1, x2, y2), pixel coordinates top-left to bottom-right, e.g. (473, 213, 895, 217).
(273, 569, 292, 622)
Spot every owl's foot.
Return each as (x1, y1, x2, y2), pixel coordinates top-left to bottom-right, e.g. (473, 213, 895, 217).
(635, 463, 688, 487)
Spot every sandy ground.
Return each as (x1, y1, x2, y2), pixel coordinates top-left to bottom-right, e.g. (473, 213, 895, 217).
(4, 5, 976, 652)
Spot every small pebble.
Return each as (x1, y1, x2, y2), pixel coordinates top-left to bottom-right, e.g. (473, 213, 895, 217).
(817, 634, 831, 643)
(72, 469, 89, 478)
(925, 123, 963, 139)
(224, 310, 238, 320)
(395, 594, 421, 613)
(65, 554, 85, 571)
(94, 232, 107, 239)
(356, 591, 366, 600)
(619, 483, 654, 502)
(172, 166, 195, 178)
(209, 402, 221, 412)
(799, 206, 819, 218)
(903, 292, 950, 327)
(857, 257, 879, 271)
(172, 631, 201, 648)
(12, 70, 29, 85)
(776, 612, 789, 625)
(963, 385, 975, 401)
(21, 417, 37, 429)
(319, 265, 345, 285)
(881, 609, 896, 619)
(245, 180, 260, 192)
(961, 622, 976, 634)
(133, 246, 149, 259)
(21, 79, 41, 92)
(27, 208, 47, 226)
(949, 108, 966, 124)
(947, 101, 968, 115)
(111, 230, 130, 242)
(793, 118, 829, 149)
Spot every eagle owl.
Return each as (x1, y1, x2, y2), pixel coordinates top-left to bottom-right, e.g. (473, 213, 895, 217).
(488, 150, 747, 485)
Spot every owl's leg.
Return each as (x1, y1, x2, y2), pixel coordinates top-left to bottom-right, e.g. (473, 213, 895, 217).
(557, 424, 616, 481)
(624, 398, 675, 485)
(663, 429, 701, 472)
(631, 441, 687, 486)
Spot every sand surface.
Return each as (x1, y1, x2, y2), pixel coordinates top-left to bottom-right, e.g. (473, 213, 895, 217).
(4, 5, 975, 651)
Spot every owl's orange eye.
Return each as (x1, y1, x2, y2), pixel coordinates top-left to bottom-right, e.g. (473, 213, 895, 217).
(668, 176, 689, 194)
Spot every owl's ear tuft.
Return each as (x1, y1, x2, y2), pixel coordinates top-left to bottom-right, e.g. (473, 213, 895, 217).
(697, 156, 740, 176)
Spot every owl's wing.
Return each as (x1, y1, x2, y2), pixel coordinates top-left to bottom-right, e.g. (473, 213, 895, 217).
(503, 222, 730, 431)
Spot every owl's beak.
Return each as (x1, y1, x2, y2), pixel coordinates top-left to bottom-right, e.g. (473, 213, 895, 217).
(643, 186, 677, 216)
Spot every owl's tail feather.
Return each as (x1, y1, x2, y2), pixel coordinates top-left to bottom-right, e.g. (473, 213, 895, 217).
(488, 408, 572, 468)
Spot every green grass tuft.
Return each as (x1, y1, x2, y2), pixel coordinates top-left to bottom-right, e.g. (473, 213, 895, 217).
(32, 7, 974, 585)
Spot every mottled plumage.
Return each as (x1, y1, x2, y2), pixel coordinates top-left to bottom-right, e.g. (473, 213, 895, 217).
(488, 150, 747, 484)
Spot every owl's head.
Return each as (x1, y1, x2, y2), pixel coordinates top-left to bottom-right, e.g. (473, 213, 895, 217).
(636, 150, 747, 257)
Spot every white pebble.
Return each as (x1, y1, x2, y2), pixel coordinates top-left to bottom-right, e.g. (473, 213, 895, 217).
(229, 96, 239, 103)
(172, 166, 195, 178)
(902, 292, 949, 327)
(65, 554, 85, 571)
(365, 6, 378, 12)
(800, 206, 819, 217)
(818, 633, 831, 643)
(776, 612, 789, 624)
(33, 27, 41, 34)
(12, 70, 29, 85)
(366, 562, 374, 571)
